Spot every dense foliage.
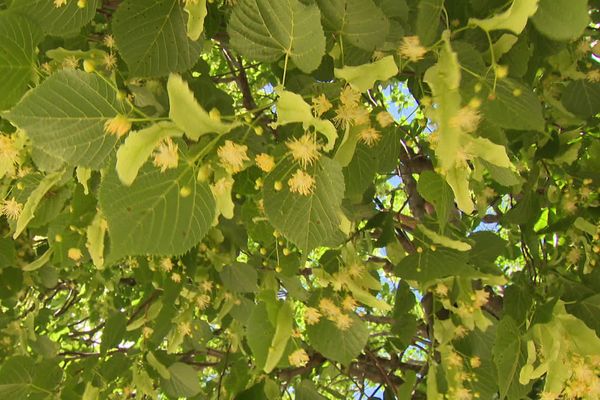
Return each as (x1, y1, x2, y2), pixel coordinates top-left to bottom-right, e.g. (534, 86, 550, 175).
(0, 0, 599, 398)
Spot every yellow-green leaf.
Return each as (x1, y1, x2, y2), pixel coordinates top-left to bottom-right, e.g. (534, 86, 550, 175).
(274, 88, 338, 151)
(86, 210, 108, 269)
(184, 0, 207, 40)
(14, 170, 65, 239)
(116, 122, 183, 186)
(469, 0, 539, 35)
(334, 56, 398, 92)
(418, 225, 472, 251)
(167, 74, 237, 140)
(264, 301, 293, 373)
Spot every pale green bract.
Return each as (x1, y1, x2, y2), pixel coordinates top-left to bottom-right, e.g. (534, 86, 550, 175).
(167, 74, 238, 141)
(184, 0, 207, 41)
(116, 122, 184, 186)
(273, 88, 338, 151)
(469, 0, 539, 35)
(334, 56, 399, 93)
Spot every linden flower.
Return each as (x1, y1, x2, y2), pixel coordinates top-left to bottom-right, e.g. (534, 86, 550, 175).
(103, 34, 116, 49)
(285, 133, 320, 168)
(472, 289, 489, 308)
(63, 56, 80, 69)
(434, 283, 449, 297)
(399, 36, 427, 62)
(103, 53, 117, 70)
(347, 263, 365, 279)
(217, 140, 249, 173)
(0, 135, 20, 167)
(153, 138, 179, 172)
(196, 294, 210, 310)
(67, 248, 83, 262)
(376, 111, 394, 128)
(453, 387, 473, 400)
(104, 114, 132, 138)
(447, 351, 463, 367)
(304, 307, 322, 325)
(358, 126, 382, 147)
(201, 280, 213, 292)
(160, 258, 173, 272)
(470, 356, 481, 368)
(1, 198, 23, 220)
(334, 314, 353, 330)
(586, 70, 600, 83)
(339, 86, 361, 106)
(450, 107, 482, 133)
(142, 326, 154, 339)
(312, 94, 333, 117)
(342, 296, 357, 311)
(255, 153, 275, 173)
(171, 273, 181, 283)
(53, 0, 67, 7)
(178, 321, 192, 336)
(318, 298, 340, 318)
(288, 169, 316, 196)
(288, 349, 309, 367)
(567, 247, 581, 265)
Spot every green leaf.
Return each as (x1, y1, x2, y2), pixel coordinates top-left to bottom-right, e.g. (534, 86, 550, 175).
(263, 157, 346, 254)
(566, 294, 600, 338)
(416, 0, 443, 46)
(264, 301, 294, 373)
(334, 56, 398, 92)
(0, 13, 43, 111)
(22, 249, 53, 272)
(14, 170, 65, 239)
(3, 69, 126, 168)
(273, 88, 338, 151)
(480, 78, 545, 132)
(417, 171, 454, 232)
(531, 0, 589, 41)
(99, 163, 215, 261)
(184, 0, 207, 41)
(0, 239, 16, 268)
(116, 122, 184, 186)
(112, 0, 203, 77)
(246, 303, 276, 370)
(417, 225, 472, 251)
(561, 80, 600, 119)
(9, 0, 99, 37)
(101, 313, 127, 355)
(228, 0, 326, 73)
(0, 357, 62, 399)
(307, 314, 368, 365)
(493, 316, 526, 400)
(469, 0, 539, 35)
(424, 33, 475, 213)
(317, 0, 389, 51)
(147, 352, 171, 379)
(167, 74, 237, 141)
(295, 380, 327, 400)
(219, 262, 258, 293)
(394, 248, 475, 284)
(343, 141, 378, 200)
(161, 362, 201, 398)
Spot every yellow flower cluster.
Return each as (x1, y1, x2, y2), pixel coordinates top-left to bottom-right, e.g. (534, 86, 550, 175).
(398, 36, 428, 62)
(153, 138, 179, 172)
(318, 298, 353, 331)
(217, 140, 249, 173)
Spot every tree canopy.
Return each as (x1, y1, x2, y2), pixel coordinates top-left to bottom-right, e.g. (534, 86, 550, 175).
(0, 0, 599, 399)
